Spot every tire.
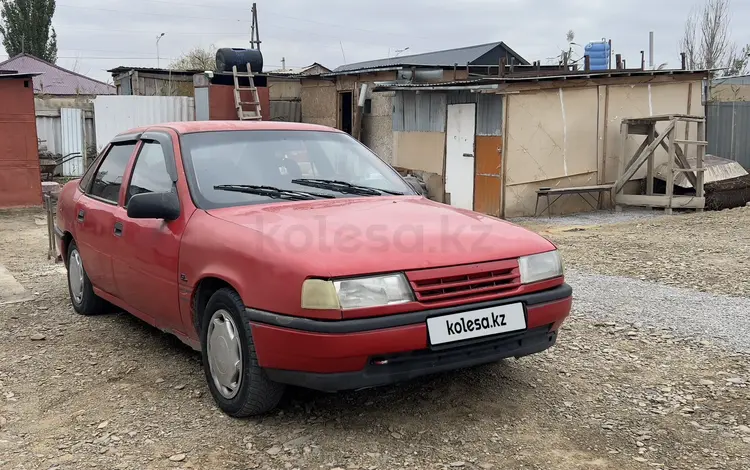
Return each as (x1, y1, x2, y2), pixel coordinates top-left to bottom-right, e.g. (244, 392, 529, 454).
(66, 240, 107, 316)
(201, 288, 285, 417)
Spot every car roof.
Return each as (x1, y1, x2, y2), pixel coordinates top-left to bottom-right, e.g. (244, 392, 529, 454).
(120, 120, 343, 136)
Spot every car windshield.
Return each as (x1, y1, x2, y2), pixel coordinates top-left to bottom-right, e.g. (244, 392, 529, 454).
(180, 130, 415, 209)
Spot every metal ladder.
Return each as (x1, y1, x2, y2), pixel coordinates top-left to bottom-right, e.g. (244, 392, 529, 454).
(232, 63, 262, 121)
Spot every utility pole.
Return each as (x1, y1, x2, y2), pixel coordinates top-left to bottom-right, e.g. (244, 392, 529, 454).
(249, 3, 261, 51)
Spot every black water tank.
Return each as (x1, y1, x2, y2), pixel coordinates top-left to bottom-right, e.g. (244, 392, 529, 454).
(216, 48, 264, 73)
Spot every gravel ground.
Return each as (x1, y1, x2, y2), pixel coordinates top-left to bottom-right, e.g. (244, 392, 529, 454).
(567, 270, 750, 353)
(511, 208, 663, 227)
(0, 207, 749, 470)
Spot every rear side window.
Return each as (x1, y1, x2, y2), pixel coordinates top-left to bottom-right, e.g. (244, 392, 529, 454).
(79, 148, 106, 192)
(88, 143, 137, 203)
(125, 142, 174, 206)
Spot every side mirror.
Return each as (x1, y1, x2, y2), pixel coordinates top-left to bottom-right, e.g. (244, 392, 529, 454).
(127, 191, 180, 221)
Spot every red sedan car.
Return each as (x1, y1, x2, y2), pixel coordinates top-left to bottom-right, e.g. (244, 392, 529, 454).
(55, 121, 572, 417)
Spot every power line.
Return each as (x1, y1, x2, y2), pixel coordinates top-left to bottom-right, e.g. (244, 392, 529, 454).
(92, 0, 432, 40)
(0, 53, 302, 68)
(55, 2, 432, 45)
(56, 3, 247, 24)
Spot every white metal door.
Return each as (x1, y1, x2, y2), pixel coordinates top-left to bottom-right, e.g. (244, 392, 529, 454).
(61, 108, 84, 177)
(445, 103, 476, 210)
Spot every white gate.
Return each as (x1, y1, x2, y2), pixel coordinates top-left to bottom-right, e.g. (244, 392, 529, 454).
(445, 103, 476, 210)
(93, 96, 195, 151)
(60, 108, 84, 177)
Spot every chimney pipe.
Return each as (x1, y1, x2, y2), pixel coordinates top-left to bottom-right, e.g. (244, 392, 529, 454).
(648, 31, 654, 69)
(641, 51, 645, 70)
(615, 53, 622, 70)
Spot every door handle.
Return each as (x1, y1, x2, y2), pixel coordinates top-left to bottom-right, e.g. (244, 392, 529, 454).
(113, 222, 123, 237)
(463, 153, 474, 158)
(77, 209, 85, 223)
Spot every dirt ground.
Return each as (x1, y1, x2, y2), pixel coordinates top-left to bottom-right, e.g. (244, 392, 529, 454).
(0, 207, 749, 470)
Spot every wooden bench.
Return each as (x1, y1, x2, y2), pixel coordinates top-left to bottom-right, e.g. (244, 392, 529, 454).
(535, 184, 614, 218)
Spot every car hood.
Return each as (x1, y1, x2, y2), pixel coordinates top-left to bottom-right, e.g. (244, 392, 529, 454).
(207, 196, 556, 277)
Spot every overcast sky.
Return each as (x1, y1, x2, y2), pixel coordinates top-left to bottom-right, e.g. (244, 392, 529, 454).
(1, 0, 749, 83)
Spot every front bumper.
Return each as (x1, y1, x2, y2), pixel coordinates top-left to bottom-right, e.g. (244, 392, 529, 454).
(248, 283, 572, 392)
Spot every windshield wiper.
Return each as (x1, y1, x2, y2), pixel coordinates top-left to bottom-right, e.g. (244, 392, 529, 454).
(213, 184, 335, 201)
(291, 178, 405, 196)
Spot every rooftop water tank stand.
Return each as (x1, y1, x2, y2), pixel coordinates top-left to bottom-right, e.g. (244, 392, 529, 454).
(232, 63, 262, 121)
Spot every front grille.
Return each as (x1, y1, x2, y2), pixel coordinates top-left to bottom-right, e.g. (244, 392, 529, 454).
(405, 259, 522, 305)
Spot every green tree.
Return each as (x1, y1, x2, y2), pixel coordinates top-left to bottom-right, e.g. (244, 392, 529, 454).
(0, 0, 58, 63)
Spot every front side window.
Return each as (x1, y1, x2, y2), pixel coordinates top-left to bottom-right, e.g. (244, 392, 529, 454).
(180, 130, 414, 209)
(88, 143, 137, 203)
(125, 141, 174, 206)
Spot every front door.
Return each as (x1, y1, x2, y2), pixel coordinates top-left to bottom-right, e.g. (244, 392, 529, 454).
(445, 103, 476, 210)
(75, 141, 139, 297)
(112, 135, 184, 332)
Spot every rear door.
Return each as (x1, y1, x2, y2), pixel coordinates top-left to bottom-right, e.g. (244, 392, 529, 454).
(111, 131, 185, 331)
(75, 140, 139, 296)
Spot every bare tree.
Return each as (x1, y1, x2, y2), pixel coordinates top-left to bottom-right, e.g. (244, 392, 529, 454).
(680, 0, 748, 76)
(169, 45, 216, 71)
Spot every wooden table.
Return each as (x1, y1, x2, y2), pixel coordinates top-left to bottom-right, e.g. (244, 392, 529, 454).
(534, 184, 614, 218)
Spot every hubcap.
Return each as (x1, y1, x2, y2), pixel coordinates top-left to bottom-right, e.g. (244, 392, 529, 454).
(68, 249, 84, 304)
(206, 309, 243, 399)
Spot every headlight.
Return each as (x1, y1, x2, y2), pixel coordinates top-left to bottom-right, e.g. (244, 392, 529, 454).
(518, 250, 563, 284)
(301, 273, 414, 310)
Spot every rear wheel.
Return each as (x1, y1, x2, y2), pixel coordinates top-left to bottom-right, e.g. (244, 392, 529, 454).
(201, 288, 285, 417)
(67, 240, 106, 316)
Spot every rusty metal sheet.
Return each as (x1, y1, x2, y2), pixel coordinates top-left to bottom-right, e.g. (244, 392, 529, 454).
(474, 135, 503, 217)
(0, 78, 42, 208)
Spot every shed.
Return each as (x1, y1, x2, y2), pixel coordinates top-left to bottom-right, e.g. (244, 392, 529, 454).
(0, 54, 114, 173)
(0, 71, 42, 208)
(372, 68, 709, 218)
(299, 41, 530, 165)
(108, 66, 200, 97)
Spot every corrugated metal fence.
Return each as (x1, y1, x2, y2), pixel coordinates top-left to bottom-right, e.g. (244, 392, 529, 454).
(392, 91, 502, 135)
(35, 98, 97, 177)
(93, 95, 195, 151)
(707, 101, 750, 169)
(270, 100, 302, 122)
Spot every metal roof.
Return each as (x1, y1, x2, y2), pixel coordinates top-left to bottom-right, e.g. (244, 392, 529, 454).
(372, 69, 710, 91)
(710, 74, 750, 86)
(0, 70, 40, 80)
(331, 42, 529, 74)
(108, 66, 202, 75)
(0, 54, 115, 95)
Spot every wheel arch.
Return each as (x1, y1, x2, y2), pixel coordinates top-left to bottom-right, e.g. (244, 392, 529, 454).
(61, 232, 74, 266)
(191, 275, 244, 336)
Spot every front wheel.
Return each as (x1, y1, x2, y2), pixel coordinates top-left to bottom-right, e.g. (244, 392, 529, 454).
(67, 240, 106, 316)
(201, 288, 285, 417)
